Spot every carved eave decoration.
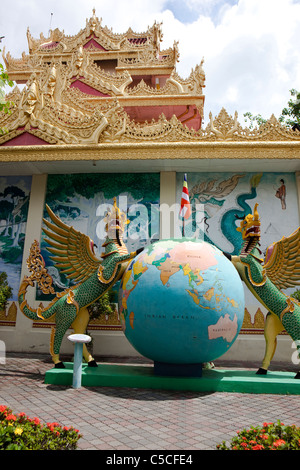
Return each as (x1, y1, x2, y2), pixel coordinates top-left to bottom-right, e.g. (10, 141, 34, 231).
(0, 76, 111, 145)
(202, 108, 300, 142)
(98, 107, 300, 143)
(0, 49, 207, 146)
(2, 48, 189, 101)
(1, 76, 299, 147)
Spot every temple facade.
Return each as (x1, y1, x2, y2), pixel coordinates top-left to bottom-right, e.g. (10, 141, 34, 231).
(1, 10, 300, 362)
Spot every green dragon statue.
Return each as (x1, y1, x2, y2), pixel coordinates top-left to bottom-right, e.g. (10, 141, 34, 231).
(229, 203, 300, 378)
(18, 198, 142, 368)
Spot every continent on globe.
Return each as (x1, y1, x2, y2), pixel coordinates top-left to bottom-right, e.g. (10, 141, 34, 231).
(156, 256, 181, 285)
(208, 313, 238, 343)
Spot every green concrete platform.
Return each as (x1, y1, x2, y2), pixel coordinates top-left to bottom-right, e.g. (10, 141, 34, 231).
(44, 363, 300, 394)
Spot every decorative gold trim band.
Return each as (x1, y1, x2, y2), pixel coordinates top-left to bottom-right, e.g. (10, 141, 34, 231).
(0, 140, 300, 163)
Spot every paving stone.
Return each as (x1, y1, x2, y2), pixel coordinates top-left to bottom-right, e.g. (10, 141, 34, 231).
(1, 354, 300, 450)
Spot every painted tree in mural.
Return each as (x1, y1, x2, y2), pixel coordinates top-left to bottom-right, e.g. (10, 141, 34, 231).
(0, 199, 13, 237)
(44, 173, 160, 249)
(244, 88, 300, 129)
(0, 272, 12, 311)
(0, 185, 29, 265)
(38, 173, 160, 297)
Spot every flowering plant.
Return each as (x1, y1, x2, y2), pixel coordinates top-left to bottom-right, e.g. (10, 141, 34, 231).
(0, 405, 81, 450)
(217, 420, 300, 450)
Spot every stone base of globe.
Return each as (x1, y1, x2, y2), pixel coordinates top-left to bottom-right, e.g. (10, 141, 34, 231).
(154, 361, 203, 377)
(119, 238, 245, 374)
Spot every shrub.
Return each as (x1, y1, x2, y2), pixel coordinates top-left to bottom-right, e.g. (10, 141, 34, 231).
(217, 420, 300, 450)
(87, 290, 115, 320)
(0, 272, 12, 311)
(0, 405, 81, 450)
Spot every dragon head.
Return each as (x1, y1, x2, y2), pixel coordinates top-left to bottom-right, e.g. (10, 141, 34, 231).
(103, 197, 129, 242)
(236, 203, 261, 241)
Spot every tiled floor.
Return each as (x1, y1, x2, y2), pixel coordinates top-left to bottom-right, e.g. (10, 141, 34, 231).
(1, 353, 300, 450)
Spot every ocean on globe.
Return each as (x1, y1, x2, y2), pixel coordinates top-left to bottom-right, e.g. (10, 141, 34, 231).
(118, 239, 245, 365)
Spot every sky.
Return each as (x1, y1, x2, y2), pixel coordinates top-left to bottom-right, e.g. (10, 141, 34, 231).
(0, 0, 300, 126)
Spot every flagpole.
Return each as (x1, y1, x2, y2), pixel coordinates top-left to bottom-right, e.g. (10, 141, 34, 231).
(180, 173, 190, 239)
(182, 173, 185, 238)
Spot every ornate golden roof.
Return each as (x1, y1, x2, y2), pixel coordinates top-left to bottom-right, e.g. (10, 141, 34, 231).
(0, 76, 298, 146)
(1, 9, 208, 145)
(1, 9, 299, 148)
(3, 10, 178, 81)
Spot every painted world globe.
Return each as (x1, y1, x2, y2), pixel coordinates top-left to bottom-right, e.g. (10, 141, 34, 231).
(118, 239, 245, 366)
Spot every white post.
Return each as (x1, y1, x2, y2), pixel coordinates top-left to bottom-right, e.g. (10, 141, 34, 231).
(67, 334, 91, 389)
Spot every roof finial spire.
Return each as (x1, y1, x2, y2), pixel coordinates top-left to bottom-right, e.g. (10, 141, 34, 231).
(48, 12, 53, 36)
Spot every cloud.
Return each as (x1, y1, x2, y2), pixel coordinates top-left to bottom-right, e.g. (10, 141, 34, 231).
(165, 0, 300, 122)
(1, 0, 299, 125)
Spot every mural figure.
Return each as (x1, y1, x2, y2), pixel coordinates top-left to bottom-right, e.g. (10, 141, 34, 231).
(229, 203, 300, 377)
(18, 199, 142, 368)
(275, 178, 286, 210)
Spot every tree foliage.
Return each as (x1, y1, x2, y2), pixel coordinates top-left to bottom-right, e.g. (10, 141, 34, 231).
(279, 88, 300, 128)
(0, 52, 14, 134)
(244, 89, 300, 130)
(243, 112, 267, 129)
(87, 290, 116, 320)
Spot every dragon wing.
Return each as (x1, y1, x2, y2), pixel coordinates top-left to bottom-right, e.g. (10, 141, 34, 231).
(42, 204, 101, 284)
(264, 227, 300, 290)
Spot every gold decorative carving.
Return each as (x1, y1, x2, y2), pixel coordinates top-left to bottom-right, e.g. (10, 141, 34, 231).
(241, 307, 287, 335)
(1, 79, 299, 147)
(0, 302, 17, 326)
(1, 140, 300, 165)
(3, 10, 166, 76)
(24, 239, 55, 295)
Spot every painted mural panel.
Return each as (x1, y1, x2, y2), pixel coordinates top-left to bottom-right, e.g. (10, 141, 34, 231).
(36, 173, 160, 330)
(0, 176, 32, 325)
(176, 172, 300, 332)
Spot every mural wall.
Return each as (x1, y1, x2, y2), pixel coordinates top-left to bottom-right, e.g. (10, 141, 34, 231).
(176, 172, 300, 332)
(35, 172, 160, 330)
(0, 176, 32, 326)
(1, 171, 298, 335)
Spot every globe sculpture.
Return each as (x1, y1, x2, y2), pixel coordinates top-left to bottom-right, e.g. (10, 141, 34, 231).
(119, 239, 245, 376)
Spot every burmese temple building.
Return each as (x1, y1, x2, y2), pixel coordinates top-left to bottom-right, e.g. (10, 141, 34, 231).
(1, 10, 300, 362)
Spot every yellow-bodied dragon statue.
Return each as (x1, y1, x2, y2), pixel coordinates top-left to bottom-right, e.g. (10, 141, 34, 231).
(18, 198, 142, 368)
(227, 203, 300, 378)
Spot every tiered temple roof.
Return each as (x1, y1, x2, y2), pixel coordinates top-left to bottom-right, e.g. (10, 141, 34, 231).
(1, 9, 299, 149)
(1, 9, 206, 146)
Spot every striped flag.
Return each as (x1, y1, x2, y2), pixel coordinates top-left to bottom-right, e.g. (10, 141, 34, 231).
(179, 173, 191, 220)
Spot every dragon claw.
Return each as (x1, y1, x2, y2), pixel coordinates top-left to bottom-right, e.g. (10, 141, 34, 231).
(54, 361, 65, 369)
(88, 360, 98, 367)
(256, 367, 267, 375)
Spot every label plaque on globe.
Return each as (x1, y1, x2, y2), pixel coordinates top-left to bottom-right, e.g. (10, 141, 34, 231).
(119, 239, 245, 365)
